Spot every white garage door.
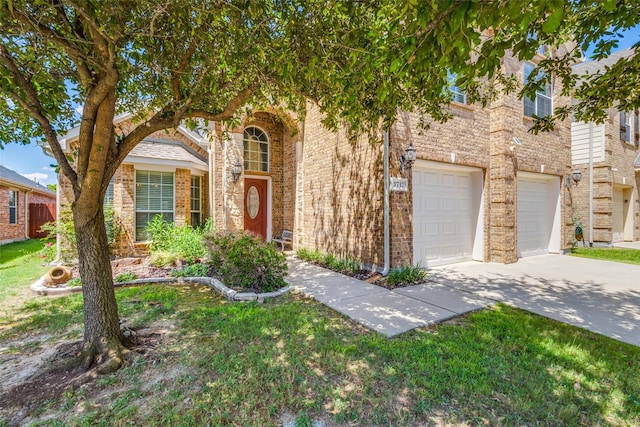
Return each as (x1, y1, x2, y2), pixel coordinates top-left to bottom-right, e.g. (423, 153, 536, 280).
(517, 174, 561, 257)
(413, 164, 483, 267)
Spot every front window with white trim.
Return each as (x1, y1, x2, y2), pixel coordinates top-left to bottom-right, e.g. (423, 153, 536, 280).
(190, 175, 202, 227)
(243, 127, 269, 172)
(135, 170, 174, 241)
(524, 62, 552, 118)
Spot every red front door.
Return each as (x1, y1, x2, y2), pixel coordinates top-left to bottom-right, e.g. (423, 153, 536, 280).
(244, 178, 268, 240)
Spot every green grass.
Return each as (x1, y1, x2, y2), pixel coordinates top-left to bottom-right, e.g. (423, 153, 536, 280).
(571, 247, 640, 265)
(2, 284, 638, 427)
(0, 239, 52, 302)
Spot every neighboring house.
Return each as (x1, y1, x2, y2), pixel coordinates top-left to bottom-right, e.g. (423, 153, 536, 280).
(571, 48, 640, 244)
(0, 164, 56, 244)
(48, 48, 575, 268)
(48, 113, 210, 256)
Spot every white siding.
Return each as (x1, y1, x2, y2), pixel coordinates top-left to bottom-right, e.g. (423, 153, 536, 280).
(571, 122, 605, 164)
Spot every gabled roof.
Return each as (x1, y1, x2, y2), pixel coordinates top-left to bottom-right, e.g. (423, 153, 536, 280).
(126, 139, 208, 171)
(573, 48, 636, 76)
(0, 164, 55, 196)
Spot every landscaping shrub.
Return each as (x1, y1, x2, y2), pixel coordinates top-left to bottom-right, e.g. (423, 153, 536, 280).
(146, 215, 209, 262)
(205, 231, 287, 292)
(66, 277, 82, 287)
(169, 263, 209, 278)
(149, 251, 180, 268)
(297, 248, 360, 275)
(114, 272, 138, 283)
(386, 264, 427, 286)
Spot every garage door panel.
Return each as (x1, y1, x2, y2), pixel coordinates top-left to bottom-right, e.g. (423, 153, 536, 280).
(414, 167, 480, 267)
(517, 176, 558, 257)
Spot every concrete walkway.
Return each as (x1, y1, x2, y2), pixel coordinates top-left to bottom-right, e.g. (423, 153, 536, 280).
(287, 254, 640, 346)
(286, 258, 493, 337)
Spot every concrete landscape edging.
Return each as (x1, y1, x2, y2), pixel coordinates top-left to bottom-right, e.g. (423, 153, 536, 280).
(29, 274, 291, 302)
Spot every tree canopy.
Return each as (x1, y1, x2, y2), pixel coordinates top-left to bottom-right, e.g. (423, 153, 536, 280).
(1, 0, 638, 372)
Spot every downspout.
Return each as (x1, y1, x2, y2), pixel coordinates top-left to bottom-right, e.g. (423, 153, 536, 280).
(382, 128, 390, 275)
(588, 122, 594, 246)
(24, 190, 30, 240)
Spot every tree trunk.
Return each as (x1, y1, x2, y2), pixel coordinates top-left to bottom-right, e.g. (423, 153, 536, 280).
(73, 205, 126, 373)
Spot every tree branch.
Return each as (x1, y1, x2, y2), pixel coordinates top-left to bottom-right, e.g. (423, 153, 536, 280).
(171, 38, 199, 100)
(0, 45, 77, 188)
(190, 84, 258, 121)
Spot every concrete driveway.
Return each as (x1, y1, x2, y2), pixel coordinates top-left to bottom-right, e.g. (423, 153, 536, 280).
(429, 254, 640, 347)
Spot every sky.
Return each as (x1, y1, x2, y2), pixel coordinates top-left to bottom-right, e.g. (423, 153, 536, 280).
(0, 23, 638, 187)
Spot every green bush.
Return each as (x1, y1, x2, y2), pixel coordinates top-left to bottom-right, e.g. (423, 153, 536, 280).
(296, 248, 325, 264)
(114, 272, 138, 283)
(297, 248, 360, 275)
(146, 215, 209, 262)
(205, 231, 287, 292)
(169, 263, 209, 278)
(149, 251, 180, 268)
(386, 264, 427, 286)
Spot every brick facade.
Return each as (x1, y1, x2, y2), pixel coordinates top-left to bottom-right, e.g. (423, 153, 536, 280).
(295, 50, 573, 268)
(571, 109, 640, 244)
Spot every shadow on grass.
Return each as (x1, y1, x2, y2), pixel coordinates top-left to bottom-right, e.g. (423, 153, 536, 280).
(1, 284, 638, 426)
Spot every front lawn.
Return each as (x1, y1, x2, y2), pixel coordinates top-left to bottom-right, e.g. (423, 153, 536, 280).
(0, 239, 51, 305)
(571, 247, 640, 265)
(1, 284, 638, 426)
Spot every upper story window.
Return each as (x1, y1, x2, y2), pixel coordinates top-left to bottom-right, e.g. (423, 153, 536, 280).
(243, 127, 269, 172)
(620, 111, 632, 143)
(447, 72, 467, 104)
(190, 175, 202, 228)
(135, 170, 174, 241)
(524, 62, 552, 118)
(8, 189, 17, 224)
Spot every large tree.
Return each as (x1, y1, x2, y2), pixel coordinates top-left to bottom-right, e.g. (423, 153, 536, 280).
(1, 0, 638, 372)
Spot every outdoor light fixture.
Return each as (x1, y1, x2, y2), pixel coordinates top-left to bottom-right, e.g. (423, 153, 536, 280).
(400, 142, 417, 175)
(231, 160, 242, 183)
(566, 169, 582, 188)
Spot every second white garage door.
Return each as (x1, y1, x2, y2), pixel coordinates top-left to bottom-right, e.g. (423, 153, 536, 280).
(517, 173, 561, 257)
(413, 162, 484, 267)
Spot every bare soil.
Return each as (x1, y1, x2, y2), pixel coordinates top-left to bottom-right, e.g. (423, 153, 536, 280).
(0, 322, 173, 426)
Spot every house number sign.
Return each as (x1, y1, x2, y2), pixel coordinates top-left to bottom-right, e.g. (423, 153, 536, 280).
(390, 177, 408, 192)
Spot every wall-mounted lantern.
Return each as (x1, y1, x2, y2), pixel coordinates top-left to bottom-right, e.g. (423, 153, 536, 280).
(566, 169, 582, 188)
(231, 160, 243, 183)
(400, 142, 417, 175)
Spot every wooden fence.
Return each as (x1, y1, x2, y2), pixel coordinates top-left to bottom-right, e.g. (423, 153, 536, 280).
(29, 203, 56, 238)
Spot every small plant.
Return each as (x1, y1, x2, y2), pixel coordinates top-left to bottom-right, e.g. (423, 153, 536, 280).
(66, 277, 82, 287)
(169, 263, 209, 278)
(386, 264, 427, 286)
(297, 248, 361, 275)
(39, 209, 77, 263)
(205, 231, 287, 292)
(114, 272, 138, 283)
(37, 241, 56, 263)
(149, 251, 180, 268)
(296, 247, 325, 264)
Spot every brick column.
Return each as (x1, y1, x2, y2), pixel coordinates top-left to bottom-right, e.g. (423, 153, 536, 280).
(174, 168, 191, 226)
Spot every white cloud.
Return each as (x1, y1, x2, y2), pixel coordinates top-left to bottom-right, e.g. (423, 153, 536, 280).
(22, 172, 48, 184)
(42, 165, 56, 172)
